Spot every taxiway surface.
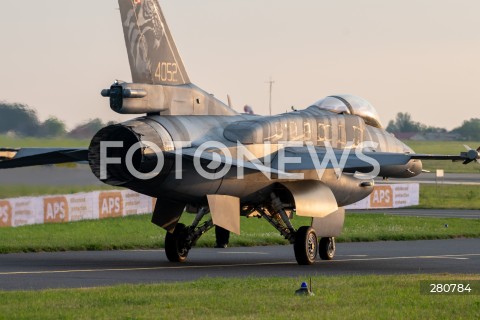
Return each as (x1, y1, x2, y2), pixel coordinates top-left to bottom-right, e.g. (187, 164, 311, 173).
(352, 208, 480, 219)
(0, 238, 478, 291)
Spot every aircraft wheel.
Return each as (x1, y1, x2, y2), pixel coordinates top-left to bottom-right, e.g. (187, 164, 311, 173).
(165, 223, 189, 262)
(318, 237, 336, 260)
(294, 226, 318, 265)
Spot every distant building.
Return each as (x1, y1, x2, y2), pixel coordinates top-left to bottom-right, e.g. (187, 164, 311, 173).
(392, 132, 419, 140)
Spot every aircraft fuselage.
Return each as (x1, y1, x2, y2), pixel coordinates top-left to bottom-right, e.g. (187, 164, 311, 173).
(89, 106, 422, 210)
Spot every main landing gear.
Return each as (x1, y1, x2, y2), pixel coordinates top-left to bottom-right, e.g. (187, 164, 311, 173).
(164, 207, 213, 262)
(294, 226, 318, 265)
(256, 193, 336, 265)
(164, 194, 337, 265)
(318, 237, 336, 260)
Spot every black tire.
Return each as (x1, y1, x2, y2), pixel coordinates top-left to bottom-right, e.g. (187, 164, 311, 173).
(318, 237, 335, 260)
(165, 223, 189, 263)
(294, 226, 318, 265)
(214, 226, 230, 248)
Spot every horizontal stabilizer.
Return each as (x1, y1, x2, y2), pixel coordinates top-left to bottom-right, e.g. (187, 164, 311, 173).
(0, 148, 88, 169)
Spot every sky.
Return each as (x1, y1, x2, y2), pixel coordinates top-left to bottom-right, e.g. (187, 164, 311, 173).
(0, 0, 479, 130)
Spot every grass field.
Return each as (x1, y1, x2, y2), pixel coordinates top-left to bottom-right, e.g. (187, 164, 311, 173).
(417, 185, 480, 209)
(0, 135, 89, 148)
(1, 213, 479, 254)
(0, 274, 478, 319)
(2, 184, 479, 210)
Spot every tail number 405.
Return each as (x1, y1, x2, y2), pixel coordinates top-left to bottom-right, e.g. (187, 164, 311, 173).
(155, 62, 178, 82)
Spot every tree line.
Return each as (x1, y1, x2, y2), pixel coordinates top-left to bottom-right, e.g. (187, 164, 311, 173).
(0, 102, 114, 139)
(387, 112, 480, 140)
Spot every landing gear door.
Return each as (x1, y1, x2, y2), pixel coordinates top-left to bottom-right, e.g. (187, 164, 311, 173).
(311, 207, 345, 237)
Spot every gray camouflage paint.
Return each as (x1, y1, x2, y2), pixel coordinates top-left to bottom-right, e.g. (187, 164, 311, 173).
(0, 0, 476, 254)
(91, 0, 423, 232)
(119, 0, 189, 85)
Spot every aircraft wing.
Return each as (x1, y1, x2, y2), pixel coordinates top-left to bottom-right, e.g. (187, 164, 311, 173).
(270, 147, 409, 173)
(2, 144, 477, 174)
(0, 148, 88, 169)
(410, 147, 480, 164)
(269, 146, 480, 172)
(168, 145, 479, 175)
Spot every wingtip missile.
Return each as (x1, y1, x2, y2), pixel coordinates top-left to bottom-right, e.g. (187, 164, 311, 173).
(463, 145, 480, 164)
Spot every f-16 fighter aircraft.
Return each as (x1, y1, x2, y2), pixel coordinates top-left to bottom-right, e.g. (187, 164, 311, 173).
(1, 0, 478, 265)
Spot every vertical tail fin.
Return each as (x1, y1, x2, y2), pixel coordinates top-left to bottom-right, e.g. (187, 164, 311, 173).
(118, 0, 190, 85)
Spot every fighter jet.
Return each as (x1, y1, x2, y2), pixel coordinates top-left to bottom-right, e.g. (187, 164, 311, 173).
(1, 0, 478, 265)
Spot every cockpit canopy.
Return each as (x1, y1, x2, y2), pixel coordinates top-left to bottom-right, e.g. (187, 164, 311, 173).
(310, 94, 382, 128)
